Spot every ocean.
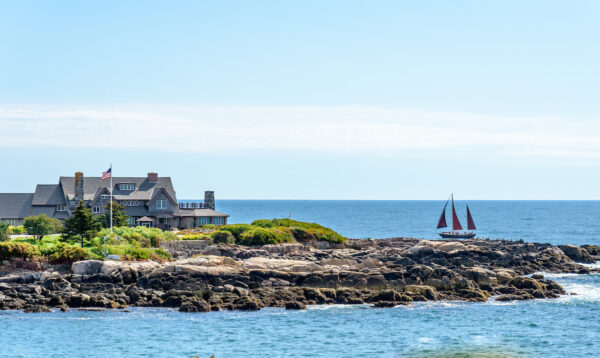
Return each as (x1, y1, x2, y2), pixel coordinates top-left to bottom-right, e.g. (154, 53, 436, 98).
(2, 200, 600, 357)
(217, 200, 600, 246)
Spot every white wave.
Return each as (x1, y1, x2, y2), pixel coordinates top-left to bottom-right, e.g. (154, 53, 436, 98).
(581, 261, 600, 269)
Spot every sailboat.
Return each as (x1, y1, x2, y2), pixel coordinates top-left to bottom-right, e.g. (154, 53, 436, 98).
(436, 194, 476, 239)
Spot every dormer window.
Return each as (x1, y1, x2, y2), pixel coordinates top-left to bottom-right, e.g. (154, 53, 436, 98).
(157, 199, 167, 209)
(119, 184, 135, 191)
(56, 205, 66, 212)
(101, 194, 110, 199)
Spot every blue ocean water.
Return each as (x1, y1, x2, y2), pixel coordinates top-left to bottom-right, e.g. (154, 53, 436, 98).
(3, 201, 600, 357)
(217, 200, 600, 246)
(1, 272, 599, 357)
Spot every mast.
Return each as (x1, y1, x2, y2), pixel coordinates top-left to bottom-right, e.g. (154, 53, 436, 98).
(466, 205, 476, 231)
(451, 194, 463, 231)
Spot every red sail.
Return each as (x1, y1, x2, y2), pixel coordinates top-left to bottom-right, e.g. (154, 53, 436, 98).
(451, 199, 463, 231)
(466, 205, 476, 230)
(437, 200, 448, 229)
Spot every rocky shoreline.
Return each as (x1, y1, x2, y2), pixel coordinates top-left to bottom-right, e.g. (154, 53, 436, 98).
(1, 238, 598, 313)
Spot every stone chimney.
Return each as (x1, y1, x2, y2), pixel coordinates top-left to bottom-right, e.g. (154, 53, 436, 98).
(148, 172, 158, 183)
(74, 172, 84, 202)
(204, 191, 215, 210)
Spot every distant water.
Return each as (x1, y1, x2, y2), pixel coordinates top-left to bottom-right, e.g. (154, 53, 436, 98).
(216, 200, 600, 246)
(2, 273, 600, 357)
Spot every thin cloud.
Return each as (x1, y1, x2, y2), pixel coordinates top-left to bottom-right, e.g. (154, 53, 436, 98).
(0, 105, 598, 158)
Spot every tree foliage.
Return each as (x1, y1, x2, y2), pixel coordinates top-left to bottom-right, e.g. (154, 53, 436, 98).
(61, 201, 101, 247)
(100, 201, 130, 228)
(23, 214, 63, 242)
(0, 222, 9, 242)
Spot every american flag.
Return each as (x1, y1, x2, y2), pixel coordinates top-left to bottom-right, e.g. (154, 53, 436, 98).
(101, 167, 112, 180)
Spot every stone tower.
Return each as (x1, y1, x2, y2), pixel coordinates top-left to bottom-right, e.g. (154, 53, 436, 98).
(204, 191, 215, 210)
(74, 172, 84, 203)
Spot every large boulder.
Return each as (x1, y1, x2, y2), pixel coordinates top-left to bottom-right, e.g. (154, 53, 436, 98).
(510, 276, 543, 290)
(465, 267, 496, 286)
(559, 245, 595, 263)
(404, 245, 435, 258)
(71, 260, 105, 276)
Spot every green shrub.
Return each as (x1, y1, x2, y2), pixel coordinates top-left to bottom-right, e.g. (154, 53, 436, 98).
(220, 224, 253, 239)
(97, 226, 177, 247)
(211, 230, 236, 245)
(250, 218, 347, 244)
(40, 243, 88, 264)
(93, 244, 172, 262)
(201, 224, 217, 230)
(0, 223, 9, 242)
(180, 233, 210, 240)
(290, 227, 316, 243)
(0, 242, 40, 260)
(250, 219, 276, 228)
(238, 227, 293, 246)
(8, 226, 26, 235)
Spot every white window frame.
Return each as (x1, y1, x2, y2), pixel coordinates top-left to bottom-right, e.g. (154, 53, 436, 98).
(122, 200, 139, 207)
(119, 184, 135, 191)
(156, 199, 167, 209)
(2, 219, 21, 226)
(56, 205, 66, 212)
(101, 195, 110, 200)
(92, 206, 101, 214)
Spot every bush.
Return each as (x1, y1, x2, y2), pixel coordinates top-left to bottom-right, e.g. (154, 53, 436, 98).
(290, 227, 316, 243)
(97, 227, 177, 247)
(0, 223, 9, 242)
(251, 218, 347, 244)
(211, 230, 236, 245)
(0, 242, 40, 260)
(40, 243, 88, 264)
(23, 214, 63, 242)
(201, 224, 217, 230)
(238, 227, 293, 246)
(8, 226, 25, 235)
(180, 233, 211, 240)
(93, 244, 172, 262)
(219, 224, 253, 239)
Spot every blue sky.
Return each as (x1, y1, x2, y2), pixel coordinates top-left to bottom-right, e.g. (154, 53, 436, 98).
(1, 1, 599, 199)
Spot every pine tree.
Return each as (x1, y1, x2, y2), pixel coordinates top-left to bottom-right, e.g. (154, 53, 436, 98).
(62, 201, 101, 247)
(100, 202, 130, 228)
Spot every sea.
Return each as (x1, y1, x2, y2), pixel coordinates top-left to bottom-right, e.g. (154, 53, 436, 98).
(2, 200, 600, 358)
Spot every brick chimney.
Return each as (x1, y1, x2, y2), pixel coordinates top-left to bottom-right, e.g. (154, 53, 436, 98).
(74, 172, 84, 202)
(148, 172, 158, 183)
(204, 191, 215, 210)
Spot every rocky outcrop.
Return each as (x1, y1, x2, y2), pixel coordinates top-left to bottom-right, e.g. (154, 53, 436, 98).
(0, 237, 595, 313)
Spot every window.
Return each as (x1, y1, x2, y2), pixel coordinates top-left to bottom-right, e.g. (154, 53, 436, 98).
(213, 217, 225, 225)
(56, 205, 66, 212)
(101, 195, 110, 200)
(127, 217, 136, 226)
(92, 206, 101, 214)
(122, 201, 139, 206)
(156, 199, 167, 209)
(196, 217, 210, 226)
(2, 219, 21, 226)
(119, 184, 135, 191)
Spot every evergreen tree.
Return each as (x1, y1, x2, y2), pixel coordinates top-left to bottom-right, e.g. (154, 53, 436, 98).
(100, 202, 130, 228)
(62, 201, 101, 247)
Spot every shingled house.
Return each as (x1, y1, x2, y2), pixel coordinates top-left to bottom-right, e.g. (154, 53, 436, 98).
(0, 172, 228, 230)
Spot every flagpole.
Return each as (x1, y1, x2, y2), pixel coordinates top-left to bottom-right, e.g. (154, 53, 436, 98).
(110, 164, 113, 235)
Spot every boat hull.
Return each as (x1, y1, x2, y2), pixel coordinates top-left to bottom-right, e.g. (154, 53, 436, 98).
(438, 232, 476, 239)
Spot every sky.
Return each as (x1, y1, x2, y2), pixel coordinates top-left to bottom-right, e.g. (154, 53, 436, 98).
(0, 0, 599, 199)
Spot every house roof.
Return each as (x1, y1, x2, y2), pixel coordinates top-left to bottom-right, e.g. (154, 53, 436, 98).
(59, 176, 177, 202)
(136, 216, 154, 222)
(175, 208, 229, 218)
(0, 193, 70, 220)
(32, 184, 66, 206)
